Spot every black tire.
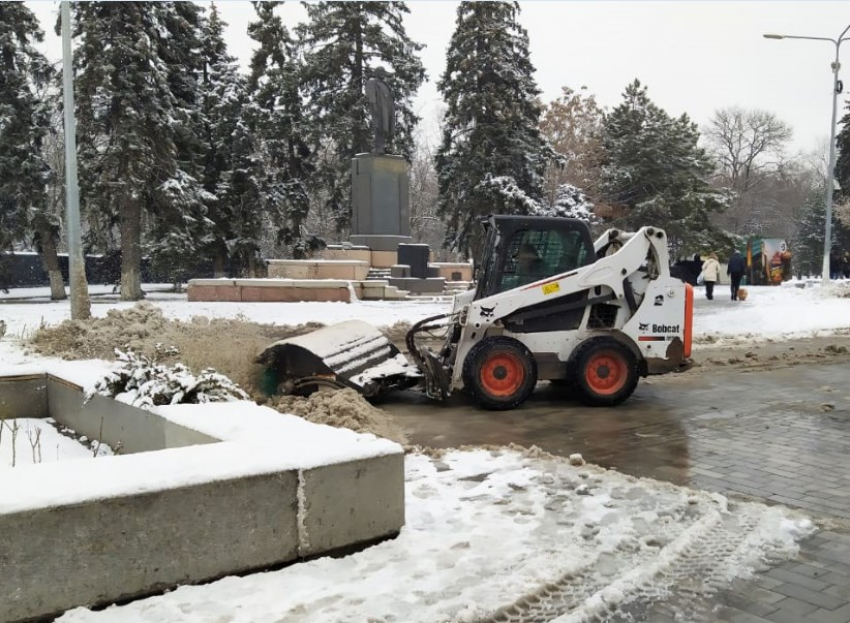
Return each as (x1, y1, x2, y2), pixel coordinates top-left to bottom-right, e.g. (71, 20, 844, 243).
(573, 338, 639, 407)
(462, 336, 538, 411)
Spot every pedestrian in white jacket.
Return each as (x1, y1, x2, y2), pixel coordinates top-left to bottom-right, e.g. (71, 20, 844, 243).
(702, 253, 721, 300)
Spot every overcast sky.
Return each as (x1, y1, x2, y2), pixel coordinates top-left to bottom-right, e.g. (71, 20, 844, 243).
(26, 1, 850, 154)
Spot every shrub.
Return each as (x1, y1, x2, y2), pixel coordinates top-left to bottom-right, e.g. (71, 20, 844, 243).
(88, 348, 249, 409)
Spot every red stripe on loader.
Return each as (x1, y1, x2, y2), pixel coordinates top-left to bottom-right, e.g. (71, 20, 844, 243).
(684, 283, 694, 358)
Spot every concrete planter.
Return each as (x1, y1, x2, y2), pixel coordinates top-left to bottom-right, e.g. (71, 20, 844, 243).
(0, 370, 403, 623)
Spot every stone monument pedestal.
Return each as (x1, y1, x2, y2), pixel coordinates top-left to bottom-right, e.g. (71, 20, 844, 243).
(350, 153, 411, 252)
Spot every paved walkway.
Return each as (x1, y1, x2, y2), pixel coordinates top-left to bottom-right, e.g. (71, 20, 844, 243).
(389, 359, 850, 622)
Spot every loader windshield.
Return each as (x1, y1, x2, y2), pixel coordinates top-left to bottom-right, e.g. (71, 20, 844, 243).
(497, 228, 590, 293)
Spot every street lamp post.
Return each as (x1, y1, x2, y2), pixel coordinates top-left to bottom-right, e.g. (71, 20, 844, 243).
(60, 1, 91, 319)
(764, 25, 850, 283)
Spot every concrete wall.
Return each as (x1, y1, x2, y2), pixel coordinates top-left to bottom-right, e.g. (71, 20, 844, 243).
(323, 247, 372, 263)
(299, 453, 405, 557)
(186, 276, 415, 302)
(371, 250, 398, 269)
(0, 374, 48, 419)
(0, 372, 405, 622)
(267, 260, 370, 281)
(48, 377, 217, 454)
(2, 470, 300, 623)
(431, 262, 474, 282)
(187, 279, 352, 303)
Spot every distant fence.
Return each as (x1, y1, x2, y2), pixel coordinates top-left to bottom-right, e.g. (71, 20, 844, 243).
(0, 252, 215, 289)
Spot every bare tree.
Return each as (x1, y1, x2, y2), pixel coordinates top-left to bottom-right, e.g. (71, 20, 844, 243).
(301, 140, 348, 247)
(408, 131, 448, 258)
(705, 107, 793, 235)
(706, 108, 793, 189)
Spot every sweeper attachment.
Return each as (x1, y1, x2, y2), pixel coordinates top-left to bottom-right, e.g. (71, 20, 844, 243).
(257, 216, 693, 410)
(256, 320, 422, 398)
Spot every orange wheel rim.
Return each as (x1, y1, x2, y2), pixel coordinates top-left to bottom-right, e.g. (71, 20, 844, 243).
(585, 351, 627, 396)
(479, 352, 525, 397)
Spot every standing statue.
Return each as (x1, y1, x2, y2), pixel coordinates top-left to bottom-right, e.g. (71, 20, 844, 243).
(365, 68, 395, 154)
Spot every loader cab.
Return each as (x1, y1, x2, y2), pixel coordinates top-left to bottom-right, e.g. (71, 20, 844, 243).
(474, 216, 595, 300)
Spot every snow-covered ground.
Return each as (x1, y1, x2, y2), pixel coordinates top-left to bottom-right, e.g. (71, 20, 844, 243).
(2, 281, 849, 347)
(0, 282, 841, 621)
(57, 448, 811, 623)
(693, 281, 850, 346)
(0, 418, 112, 468)
(0, 283, 176, 301)
(0, 289, 449, 342)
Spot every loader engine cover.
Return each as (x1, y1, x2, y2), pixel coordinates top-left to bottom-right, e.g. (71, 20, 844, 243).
(256, 320, 422, 397)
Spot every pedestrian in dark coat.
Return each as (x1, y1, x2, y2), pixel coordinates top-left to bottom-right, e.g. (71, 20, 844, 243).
(727, 250, 746, 301)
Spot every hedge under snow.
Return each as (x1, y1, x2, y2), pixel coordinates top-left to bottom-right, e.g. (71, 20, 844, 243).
(88, 348, 249, 408)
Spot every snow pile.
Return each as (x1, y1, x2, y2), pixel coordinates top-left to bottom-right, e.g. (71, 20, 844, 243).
(26, 302, 329, 398)
(269, 388, 407, 445)
(58, 448, 812, 623)
(817, 281, 850, 299)
(89, 349, 249, 409)
(29, 302, 174, 359)
(0, 418, 112, 468)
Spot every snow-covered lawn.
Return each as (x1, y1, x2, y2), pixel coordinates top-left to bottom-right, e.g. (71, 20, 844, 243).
(3, 281, 850, 347)
(693, 281, 850, 345)
(57, 448, 811, 623)
(0, 418, 112, 468)
(0, 292, 449, 342)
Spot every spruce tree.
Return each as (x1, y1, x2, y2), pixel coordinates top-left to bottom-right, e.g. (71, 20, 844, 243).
(797, 179, 850, 277)
(534, 184, 598, 224)
(248, 1, 312, 253)
(197, 3, 264, 276)
(796, 182, 828, 277)
(147, 2, 212, 287)
(73, 2, 205, 299)
(0, 3, 67, 299)
(836, 102, 850, 199)
(298, 1, 425, 230)
(435, 1, 550, 257)
(600, 80, 730, 256)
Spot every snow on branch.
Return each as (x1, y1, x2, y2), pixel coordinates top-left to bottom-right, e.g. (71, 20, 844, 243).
(475, 176, 598, 224)
(535, 183, 598, 223)
(476, 174, 543, 214)
(87, 348, 249, 409)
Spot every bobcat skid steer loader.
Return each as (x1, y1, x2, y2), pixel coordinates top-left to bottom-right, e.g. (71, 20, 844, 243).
(257, 216, 694, 410)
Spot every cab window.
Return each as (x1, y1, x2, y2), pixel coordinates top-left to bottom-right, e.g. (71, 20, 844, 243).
(497, 228, 590, 293)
